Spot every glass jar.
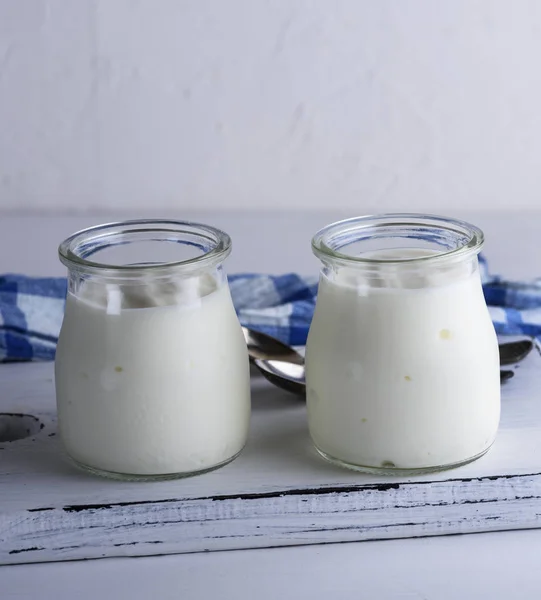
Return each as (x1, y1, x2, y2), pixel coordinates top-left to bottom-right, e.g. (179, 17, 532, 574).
(55, 220, 250, 480)
(305, 214, 500, 475)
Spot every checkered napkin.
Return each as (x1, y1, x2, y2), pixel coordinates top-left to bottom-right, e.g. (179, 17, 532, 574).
(0, 256, 540, 361)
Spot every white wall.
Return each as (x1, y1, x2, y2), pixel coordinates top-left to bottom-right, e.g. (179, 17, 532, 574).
(1, 0, 541, 213)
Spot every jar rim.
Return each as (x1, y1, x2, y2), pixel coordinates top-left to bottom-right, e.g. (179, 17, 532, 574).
(311, 213, 484, 267)
(58, 219, 232, 276)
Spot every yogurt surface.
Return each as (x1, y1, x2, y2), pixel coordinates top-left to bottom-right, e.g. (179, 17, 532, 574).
(305, 250, 500, 471)
(55, 275, 250, 476)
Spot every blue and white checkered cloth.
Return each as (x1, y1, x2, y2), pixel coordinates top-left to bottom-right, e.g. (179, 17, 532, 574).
(1, 256, 540, 361)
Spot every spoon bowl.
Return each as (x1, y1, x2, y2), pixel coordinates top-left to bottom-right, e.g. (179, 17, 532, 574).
(499, 339, 533, 365)
(241, 327, 304, 365)
(254, 359, 306, 396)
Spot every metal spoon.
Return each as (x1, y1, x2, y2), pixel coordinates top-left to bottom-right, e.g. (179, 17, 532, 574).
(253, 359, 306, 396)
(242, 327, 526, 396)
(255, 359, 516, 397)
(499, 339, 533, 365)
(241, 327, 304, 365)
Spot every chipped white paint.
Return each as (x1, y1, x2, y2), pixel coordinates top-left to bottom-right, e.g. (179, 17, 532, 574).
(1, 346, 541, 565)
(2, 1, 541, 213)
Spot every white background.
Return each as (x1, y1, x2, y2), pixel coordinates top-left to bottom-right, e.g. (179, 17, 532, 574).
(1, 0, 541, 213)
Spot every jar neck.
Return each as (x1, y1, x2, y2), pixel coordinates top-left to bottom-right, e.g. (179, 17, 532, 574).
(59, 220, 231, 282)
(312, 214, 484, 272)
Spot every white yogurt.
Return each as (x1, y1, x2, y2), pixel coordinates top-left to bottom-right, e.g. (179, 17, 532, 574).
(55, 276, 250, 476)
(305, 251, 500, 471)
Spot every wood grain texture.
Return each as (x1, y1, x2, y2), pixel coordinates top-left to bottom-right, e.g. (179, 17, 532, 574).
(1, 344, 540, 565)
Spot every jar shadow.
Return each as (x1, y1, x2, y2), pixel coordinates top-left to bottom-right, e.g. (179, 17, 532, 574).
(249, 384, 358, 479)
(250, 375, 304, 412)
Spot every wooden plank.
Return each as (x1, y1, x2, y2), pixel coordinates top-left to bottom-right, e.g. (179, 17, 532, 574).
(1, 344, 541, 565)
(4, 530, 541, 600)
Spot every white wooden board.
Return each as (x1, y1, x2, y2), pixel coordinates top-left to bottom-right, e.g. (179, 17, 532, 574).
(1, 344, 541, 565)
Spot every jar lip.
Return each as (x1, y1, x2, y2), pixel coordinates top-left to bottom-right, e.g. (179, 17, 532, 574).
(312, 213, 484, 267)
(58, 219, 232, 276)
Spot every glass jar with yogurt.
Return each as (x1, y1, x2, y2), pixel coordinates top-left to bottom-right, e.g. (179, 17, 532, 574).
(55, 220, 250, 480)
(305, 214, 500, 475)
